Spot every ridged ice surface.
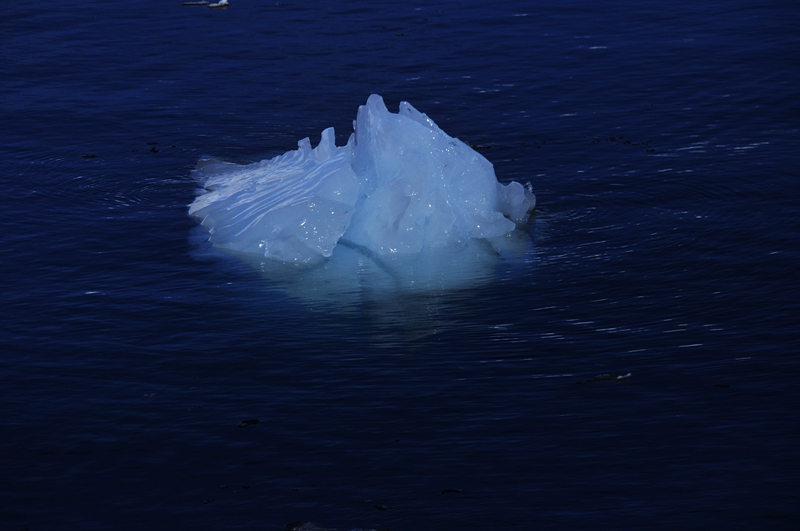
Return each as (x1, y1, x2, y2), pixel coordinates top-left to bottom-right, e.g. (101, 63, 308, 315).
(189, 95, 535, 266)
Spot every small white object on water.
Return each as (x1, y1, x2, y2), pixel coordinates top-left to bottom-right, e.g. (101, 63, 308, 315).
(208, 0, 229, 8)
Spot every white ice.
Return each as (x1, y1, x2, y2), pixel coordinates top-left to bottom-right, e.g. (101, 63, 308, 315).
(189, 95, 535, 292)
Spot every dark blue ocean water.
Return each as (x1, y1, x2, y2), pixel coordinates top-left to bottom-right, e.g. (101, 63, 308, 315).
(1, 1, 799, 530)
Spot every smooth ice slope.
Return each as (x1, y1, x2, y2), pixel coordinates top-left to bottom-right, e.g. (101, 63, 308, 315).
(189, 95, 535, 267)
(189, 127, 359, 264)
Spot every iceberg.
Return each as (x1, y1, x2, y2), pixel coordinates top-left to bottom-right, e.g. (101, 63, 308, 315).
(189, 95, 535, 293)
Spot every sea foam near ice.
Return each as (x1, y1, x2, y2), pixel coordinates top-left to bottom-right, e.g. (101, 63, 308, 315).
(189, 94, 535, 285)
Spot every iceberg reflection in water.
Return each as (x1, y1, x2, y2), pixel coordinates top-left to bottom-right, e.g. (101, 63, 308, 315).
(189, 95, 535, 298)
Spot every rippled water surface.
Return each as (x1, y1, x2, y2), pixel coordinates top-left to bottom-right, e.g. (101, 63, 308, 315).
(2, 1, 799, 530)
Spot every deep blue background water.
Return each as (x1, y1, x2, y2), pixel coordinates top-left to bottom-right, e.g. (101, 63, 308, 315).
(1, 1, 799, 530)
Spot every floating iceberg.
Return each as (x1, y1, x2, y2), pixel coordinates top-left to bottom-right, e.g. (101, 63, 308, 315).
(189, 95, 535, 293)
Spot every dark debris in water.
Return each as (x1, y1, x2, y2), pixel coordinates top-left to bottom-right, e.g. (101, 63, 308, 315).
(591, 135, 652, 147)
(237, 418, 260, 427)
(441, 488, 463, 494)
(577, 373, 632, 384)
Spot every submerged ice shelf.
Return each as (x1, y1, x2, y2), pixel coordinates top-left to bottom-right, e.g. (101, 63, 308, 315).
(189, 95, 535, 292)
